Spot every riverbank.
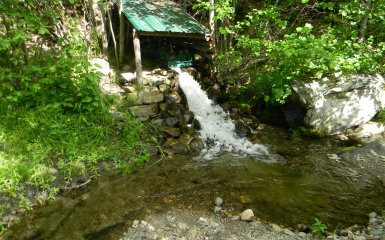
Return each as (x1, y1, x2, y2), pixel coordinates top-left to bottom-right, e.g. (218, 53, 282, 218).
(121, 207, 385, 240)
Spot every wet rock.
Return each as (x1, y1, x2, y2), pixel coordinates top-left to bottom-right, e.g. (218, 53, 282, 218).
(214, 197, 223, 207)
(189, 137, 205, 152)
(240, 209, 255, 222)
(166, 91, 182, 104)
(192, 119, 201, 131)
(164, 138, 190, 155)
(235, 121, 251, 138)
(160, 126, 181, 137)
(183, 111, 194, 124)
(165, 117, 179, 127)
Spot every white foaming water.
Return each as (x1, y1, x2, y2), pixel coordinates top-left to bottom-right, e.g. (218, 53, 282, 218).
(174, 68, 269, 159)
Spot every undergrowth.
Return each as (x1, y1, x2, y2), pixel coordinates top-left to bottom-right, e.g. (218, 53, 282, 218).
(0, 8, 156, 233)
(0, 105, 154, 219)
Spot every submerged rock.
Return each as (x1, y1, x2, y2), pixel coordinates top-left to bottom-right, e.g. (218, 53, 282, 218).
(292, 74, 385, 135)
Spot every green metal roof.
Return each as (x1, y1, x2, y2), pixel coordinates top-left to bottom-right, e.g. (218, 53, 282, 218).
(118, 0, 208, 36)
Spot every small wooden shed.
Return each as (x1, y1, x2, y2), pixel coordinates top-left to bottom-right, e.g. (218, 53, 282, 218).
(113, 0, 211, 85)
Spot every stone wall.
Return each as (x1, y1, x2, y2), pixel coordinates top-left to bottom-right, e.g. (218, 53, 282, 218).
(115, 66, 205, 156)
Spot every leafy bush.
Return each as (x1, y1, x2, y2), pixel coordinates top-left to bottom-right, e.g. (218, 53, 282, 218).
(208, 1, 385, 105)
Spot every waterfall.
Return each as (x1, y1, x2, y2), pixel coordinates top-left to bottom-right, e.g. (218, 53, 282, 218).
(174, 68, 269, 159)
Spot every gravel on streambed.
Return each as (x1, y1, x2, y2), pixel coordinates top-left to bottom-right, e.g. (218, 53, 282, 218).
(120, 201, 385, 240)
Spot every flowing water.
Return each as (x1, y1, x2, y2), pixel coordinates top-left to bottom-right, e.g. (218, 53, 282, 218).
(175, 68, 269, 159)
(3, 71, 385, 239)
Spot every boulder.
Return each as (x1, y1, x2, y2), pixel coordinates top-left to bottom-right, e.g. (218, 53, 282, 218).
(292, 74, 385, 135)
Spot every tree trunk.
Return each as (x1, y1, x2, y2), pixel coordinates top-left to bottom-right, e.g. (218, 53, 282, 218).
(119, 0, 125, 65)
(359, 0, 372, 43)
(132, 28, 143, 85)
(107, 4, 119, 67)
(97, 1, 109, 55)
(21, 40, 28, 65)
(209, 0, 215, 52)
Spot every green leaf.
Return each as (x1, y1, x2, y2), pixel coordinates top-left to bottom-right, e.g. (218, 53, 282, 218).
(0, 38, 11, 50)
(38, 27, 50, 35)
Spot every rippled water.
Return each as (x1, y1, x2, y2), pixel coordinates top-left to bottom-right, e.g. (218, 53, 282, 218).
(3, 125, 385, 240)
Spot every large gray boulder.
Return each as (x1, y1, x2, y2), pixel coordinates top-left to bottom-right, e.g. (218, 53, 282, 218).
(292, 74, 385, 135)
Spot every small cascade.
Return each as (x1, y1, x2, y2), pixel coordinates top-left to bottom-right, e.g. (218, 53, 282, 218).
(174, 68, 269, 159)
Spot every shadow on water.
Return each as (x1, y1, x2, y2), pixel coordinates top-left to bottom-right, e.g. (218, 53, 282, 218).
(3, 126, 385, 239)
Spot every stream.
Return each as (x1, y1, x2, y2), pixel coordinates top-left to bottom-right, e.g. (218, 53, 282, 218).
(3, 70, 385, 239)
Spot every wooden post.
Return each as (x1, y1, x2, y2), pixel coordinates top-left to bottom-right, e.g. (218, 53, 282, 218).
(119, 0, 125, 64)
(132, 28, 143, 85)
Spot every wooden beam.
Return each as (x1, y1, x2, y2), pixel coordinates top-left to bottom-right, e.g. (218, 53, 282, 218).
(138, 31, 209, 40)
(132, 28, 143, 85)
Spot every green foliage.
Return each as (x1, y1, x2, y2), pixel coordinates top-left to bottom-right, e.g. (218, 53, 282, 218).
(311, 218, 328, 237)
(0, 0, 156, 229)
(202, 0, 385, 105)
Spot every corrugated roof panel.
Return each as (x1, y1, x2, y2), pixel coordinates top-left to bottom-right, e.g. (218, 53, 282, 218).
(118, 0, 208, 35)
